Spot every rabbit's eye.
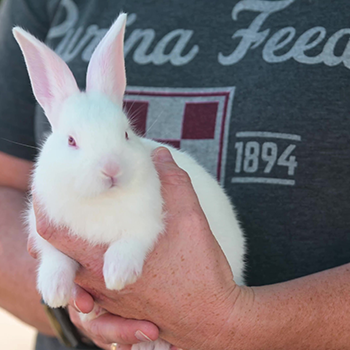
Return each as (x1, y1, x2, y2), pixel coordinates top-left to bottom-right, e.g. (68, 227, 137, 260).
(125, 131, 129, 140)
(68, 136, 76, 147)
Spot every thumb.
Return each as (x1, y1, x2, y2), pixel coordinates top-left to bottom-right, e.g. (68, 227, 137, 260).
(152, 147, 204, 216)
(153, 147, 194, 192)
(152, 147, 191, 186)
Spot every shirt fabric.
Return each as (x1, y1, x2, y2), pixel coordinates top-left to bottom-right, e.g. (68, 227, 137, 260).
(0, 0, 350, 349)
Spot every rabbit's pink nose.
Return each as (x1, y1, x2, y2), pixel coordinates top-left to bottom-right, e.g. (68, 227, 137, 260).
(101, 162, 120, 178)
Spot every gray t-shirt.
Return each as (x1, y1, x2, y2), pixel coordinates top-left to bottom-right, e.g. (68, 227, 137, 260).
(1, 0, 350, 349)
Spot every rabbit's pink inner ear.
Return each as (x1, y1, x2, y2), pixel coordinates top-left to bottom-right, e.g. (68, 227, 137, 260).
(12, 27, 79, 128)
(86, 13, 127, 106)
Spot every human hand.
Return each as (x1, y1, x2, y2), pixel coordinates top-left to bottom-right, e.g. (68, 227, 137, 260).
(32, 147, 241, 350)
(29, 230, 159, 349)
(68, 286, 157, 350)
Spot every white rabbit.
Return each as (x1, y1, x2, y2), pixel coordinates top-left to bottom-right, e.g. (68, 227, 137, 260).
(13, 13, 245, 350)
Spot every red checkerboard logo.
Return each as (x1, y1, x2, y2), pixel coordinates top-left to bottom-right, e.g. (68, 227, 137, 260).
(124, 87, 235, 183)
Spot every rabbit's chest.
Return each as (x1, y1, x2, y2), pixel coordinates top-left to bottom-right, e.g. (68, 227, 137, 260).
(61, 192, 163, 245)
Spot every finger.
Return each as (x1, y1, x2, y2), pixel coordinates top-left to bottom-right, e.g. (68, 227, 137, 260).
(69, 305, 112, 347)
(33, 194, 107, 265)
(32, 194, 72, 248)
(93, 340, 131, 350)
(68, 306, 84, 331)
(113, 344, 132, 350)
(69, 284, 95, 314)
(86, 313, 159, 345)
(27, 234, 38, 259)
(32, 195, 56, 241)
(68, 305, 131, 350)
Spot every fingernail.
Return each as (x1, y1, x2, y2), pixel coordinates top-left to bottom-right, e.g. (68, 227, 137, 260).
(73, 300, 82, 313)
(135, 330, 152, 342)
(154, 147, 173, 163)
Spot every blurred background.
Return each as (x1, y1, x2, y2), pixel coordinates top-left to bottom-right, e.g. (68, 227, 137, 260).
(0, 2, 36, 349)
(0, 0, 34, 343)
(0, 308, 36, 349)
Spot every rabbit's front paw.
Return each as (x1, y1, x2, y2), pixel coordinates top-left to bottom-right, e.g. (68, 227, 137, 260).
(37, 254, 78, 308)
(103, 253, 142, 290)
(103, 239, 148, 290)
(37, 264, 75, 308)
(132, 339, 171, 350)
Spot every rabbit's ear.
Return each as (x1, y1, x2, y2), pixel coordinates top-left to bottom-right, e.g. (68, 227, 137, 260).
(13, 27, 79, 128)
(86, 13, 127, 106)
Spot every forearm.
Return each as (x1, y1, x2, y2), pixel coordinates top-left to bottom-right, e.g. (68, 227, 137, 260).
(225, 264, 350, 350)
(0, 186, 54, 336)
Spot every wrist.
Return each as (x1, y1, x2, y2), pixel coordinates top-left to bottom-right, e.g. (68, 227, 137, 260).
(209, 285, 256, 350)
(194, 284, 251, 350)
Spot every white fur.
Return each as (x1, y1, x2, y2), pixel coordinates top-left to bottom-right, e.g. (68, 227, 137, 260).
(14, 13, 245, 350)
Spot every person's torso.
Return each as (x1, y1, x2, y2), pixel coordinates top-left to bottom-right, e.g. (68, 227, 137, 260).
(35, 0, 350, 288)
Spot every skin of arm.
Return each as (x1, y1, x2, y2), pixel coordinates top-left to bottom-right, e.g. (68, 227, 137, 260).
(231, 264, 350, 350)
(33, 147, 350, 350)
(0, 151, 54, 335)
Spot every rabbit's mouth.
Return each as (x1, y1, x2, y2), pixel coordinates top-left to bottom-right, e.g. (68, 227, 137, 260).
(105, 176, 118, 189)
(101, 171, 120, 189)
(110, 177, 118, 188)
